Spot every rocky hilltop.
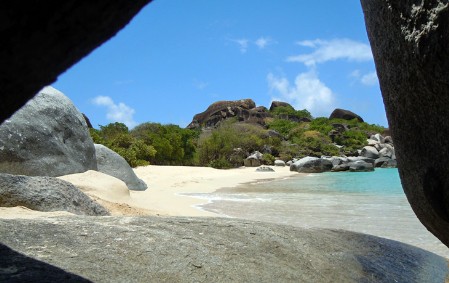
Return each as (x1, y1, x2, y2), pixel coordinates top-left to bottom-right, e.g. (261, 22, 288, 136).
(187, 99, 269, 129)
(187, 98, 396, 171)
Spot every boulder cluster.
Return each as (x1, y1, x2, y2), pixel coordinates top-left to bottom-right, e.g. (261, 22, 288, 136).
(244, 133, 396, 173)
(187, 99, 310, 129)
(0, 86, 148, 215)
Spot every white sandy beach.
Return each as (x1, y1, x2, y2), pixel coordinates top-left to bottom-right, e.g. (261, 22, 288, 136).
(0, 165, 298, 218)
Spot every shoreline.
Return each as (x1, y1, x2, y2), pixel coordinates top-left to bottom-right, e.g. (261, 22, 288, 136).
(129, 165, 299, 217)
(0, 165, 299, 219)
(0, 165, 447, 258)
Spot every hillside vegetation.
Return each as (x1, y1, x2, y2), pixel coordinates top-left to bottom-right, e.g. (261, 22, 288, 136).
(90, 101, 385, 169)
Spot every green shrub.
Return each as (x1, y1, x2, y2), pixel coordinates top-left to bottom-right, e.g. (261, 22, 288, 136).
(270, 106, 312, 119)
(209, 158, 233, 169)
(262, 154, 275, 165)
(290, 130, 339, 157)
(267, 119, 297, 137)
(89, 122, 156, 168)
(197, 121, 273, 168)
(308, 117, 333, 136)
(130, 123, 199, 165)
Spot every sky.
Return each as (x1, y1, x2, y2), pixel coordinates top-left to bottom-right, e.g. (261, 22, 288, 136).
(53, 0, 387, 129)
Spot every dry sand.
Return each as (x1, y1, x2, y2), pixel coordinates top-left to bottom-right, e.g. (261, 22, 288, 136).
(130, 165, 298, 216)
(0, 165, 297, 218)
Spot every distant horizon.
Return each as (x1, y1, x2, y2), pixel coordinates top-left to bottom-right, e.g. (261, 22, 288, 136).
(54, 0, 388, 129)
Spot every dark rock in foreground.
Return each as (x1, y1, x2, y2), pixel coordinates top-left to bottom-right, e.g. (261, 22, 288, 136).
(0, 86, 97, 177)
(0, 0, 151, 124)
(329, 108, 364, 122)
(0, 174, 109, 216)
(361, 0, 449, 246)
(0, 216, 446, 282)
(95, 144, 147, 191)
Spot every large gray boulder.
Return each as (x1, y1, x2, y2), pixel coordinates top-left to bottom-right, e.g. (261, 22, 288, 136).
(329, 108, 364, 122)
(348, 161, 374, 172)
(362, 0, 449, 246)
(0, 173, 109, 216)
(0, 86, 97, 177)
(244, 151, 263, 167)
(274, 160, 286, 167)
(0, 216, 447, 282)
(95, 144, 147, 191)
(360, 146, 379, 159)
(290, 157, 333, 173)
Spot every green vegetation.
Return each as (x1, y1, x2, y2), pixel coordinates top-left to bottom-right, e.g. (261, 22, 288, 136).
(270, 106, 312, 120)
(90, 106, 385, 169)
(196, 121, 275, 168)
(130, 123, 199, 165)
(90, 123, 156, 167)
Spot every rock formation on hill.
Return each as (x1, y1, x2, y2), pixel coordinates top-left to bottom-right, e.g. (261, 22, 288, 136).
(0, 86, 97, 177)
(0, 1, 152, 124)
(187, 99, 270, 129)
(361, 0, 449, 247)
(269, 101, 295, 111)
(0, 216, 447, 282)
(329, 108, 364, 122)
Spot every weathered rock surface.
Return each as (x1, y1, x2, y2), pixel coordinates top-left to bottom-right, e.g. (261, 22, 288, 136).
(349, 161, 374, 172)
(0, 216, 447, 283)
(0, 86, 97, 177)
(329, 108, 364, 122)
(381, 159, 398, 169)
(187, 99, 270, 129)
(0, 174, 109, 216)
(360, 146, 380, 159)
(269, 101, 295, 111)
(0, 1, 151, 124)
(374, 157, 392, 168)
(95, 144, 147, 191)
(361, 0, 449, 246)
(274, 160, 286, 167)
(255, 166, 275, 172)
(332, 164, 350, 172)
(82, 113, 93, 129)
(244, 151, 263, 167)
(290, 157, 333, 173)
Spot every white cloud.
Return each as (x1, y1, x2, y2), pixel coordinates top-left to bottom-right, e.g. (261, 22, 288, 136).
(360, 71, 378, 86)
(350, 69, 361, 78)
(350, 70, 378, 86)
(230, 38, 249, 53)
(267, 70, 335, 117)
(255, 37, 272, 49)
(92, 96, 137, 128)
(287, 38, 373, 67)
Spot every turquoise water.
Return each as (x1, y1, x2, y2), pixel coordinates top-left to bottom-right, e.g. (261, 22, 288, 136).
(273, 168, 403, 196)
(187, 168, 449, 257)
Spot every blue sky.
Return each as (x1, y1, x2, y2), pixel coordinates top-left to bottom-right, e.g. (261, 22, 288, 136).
(54, 0, 386, 129)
